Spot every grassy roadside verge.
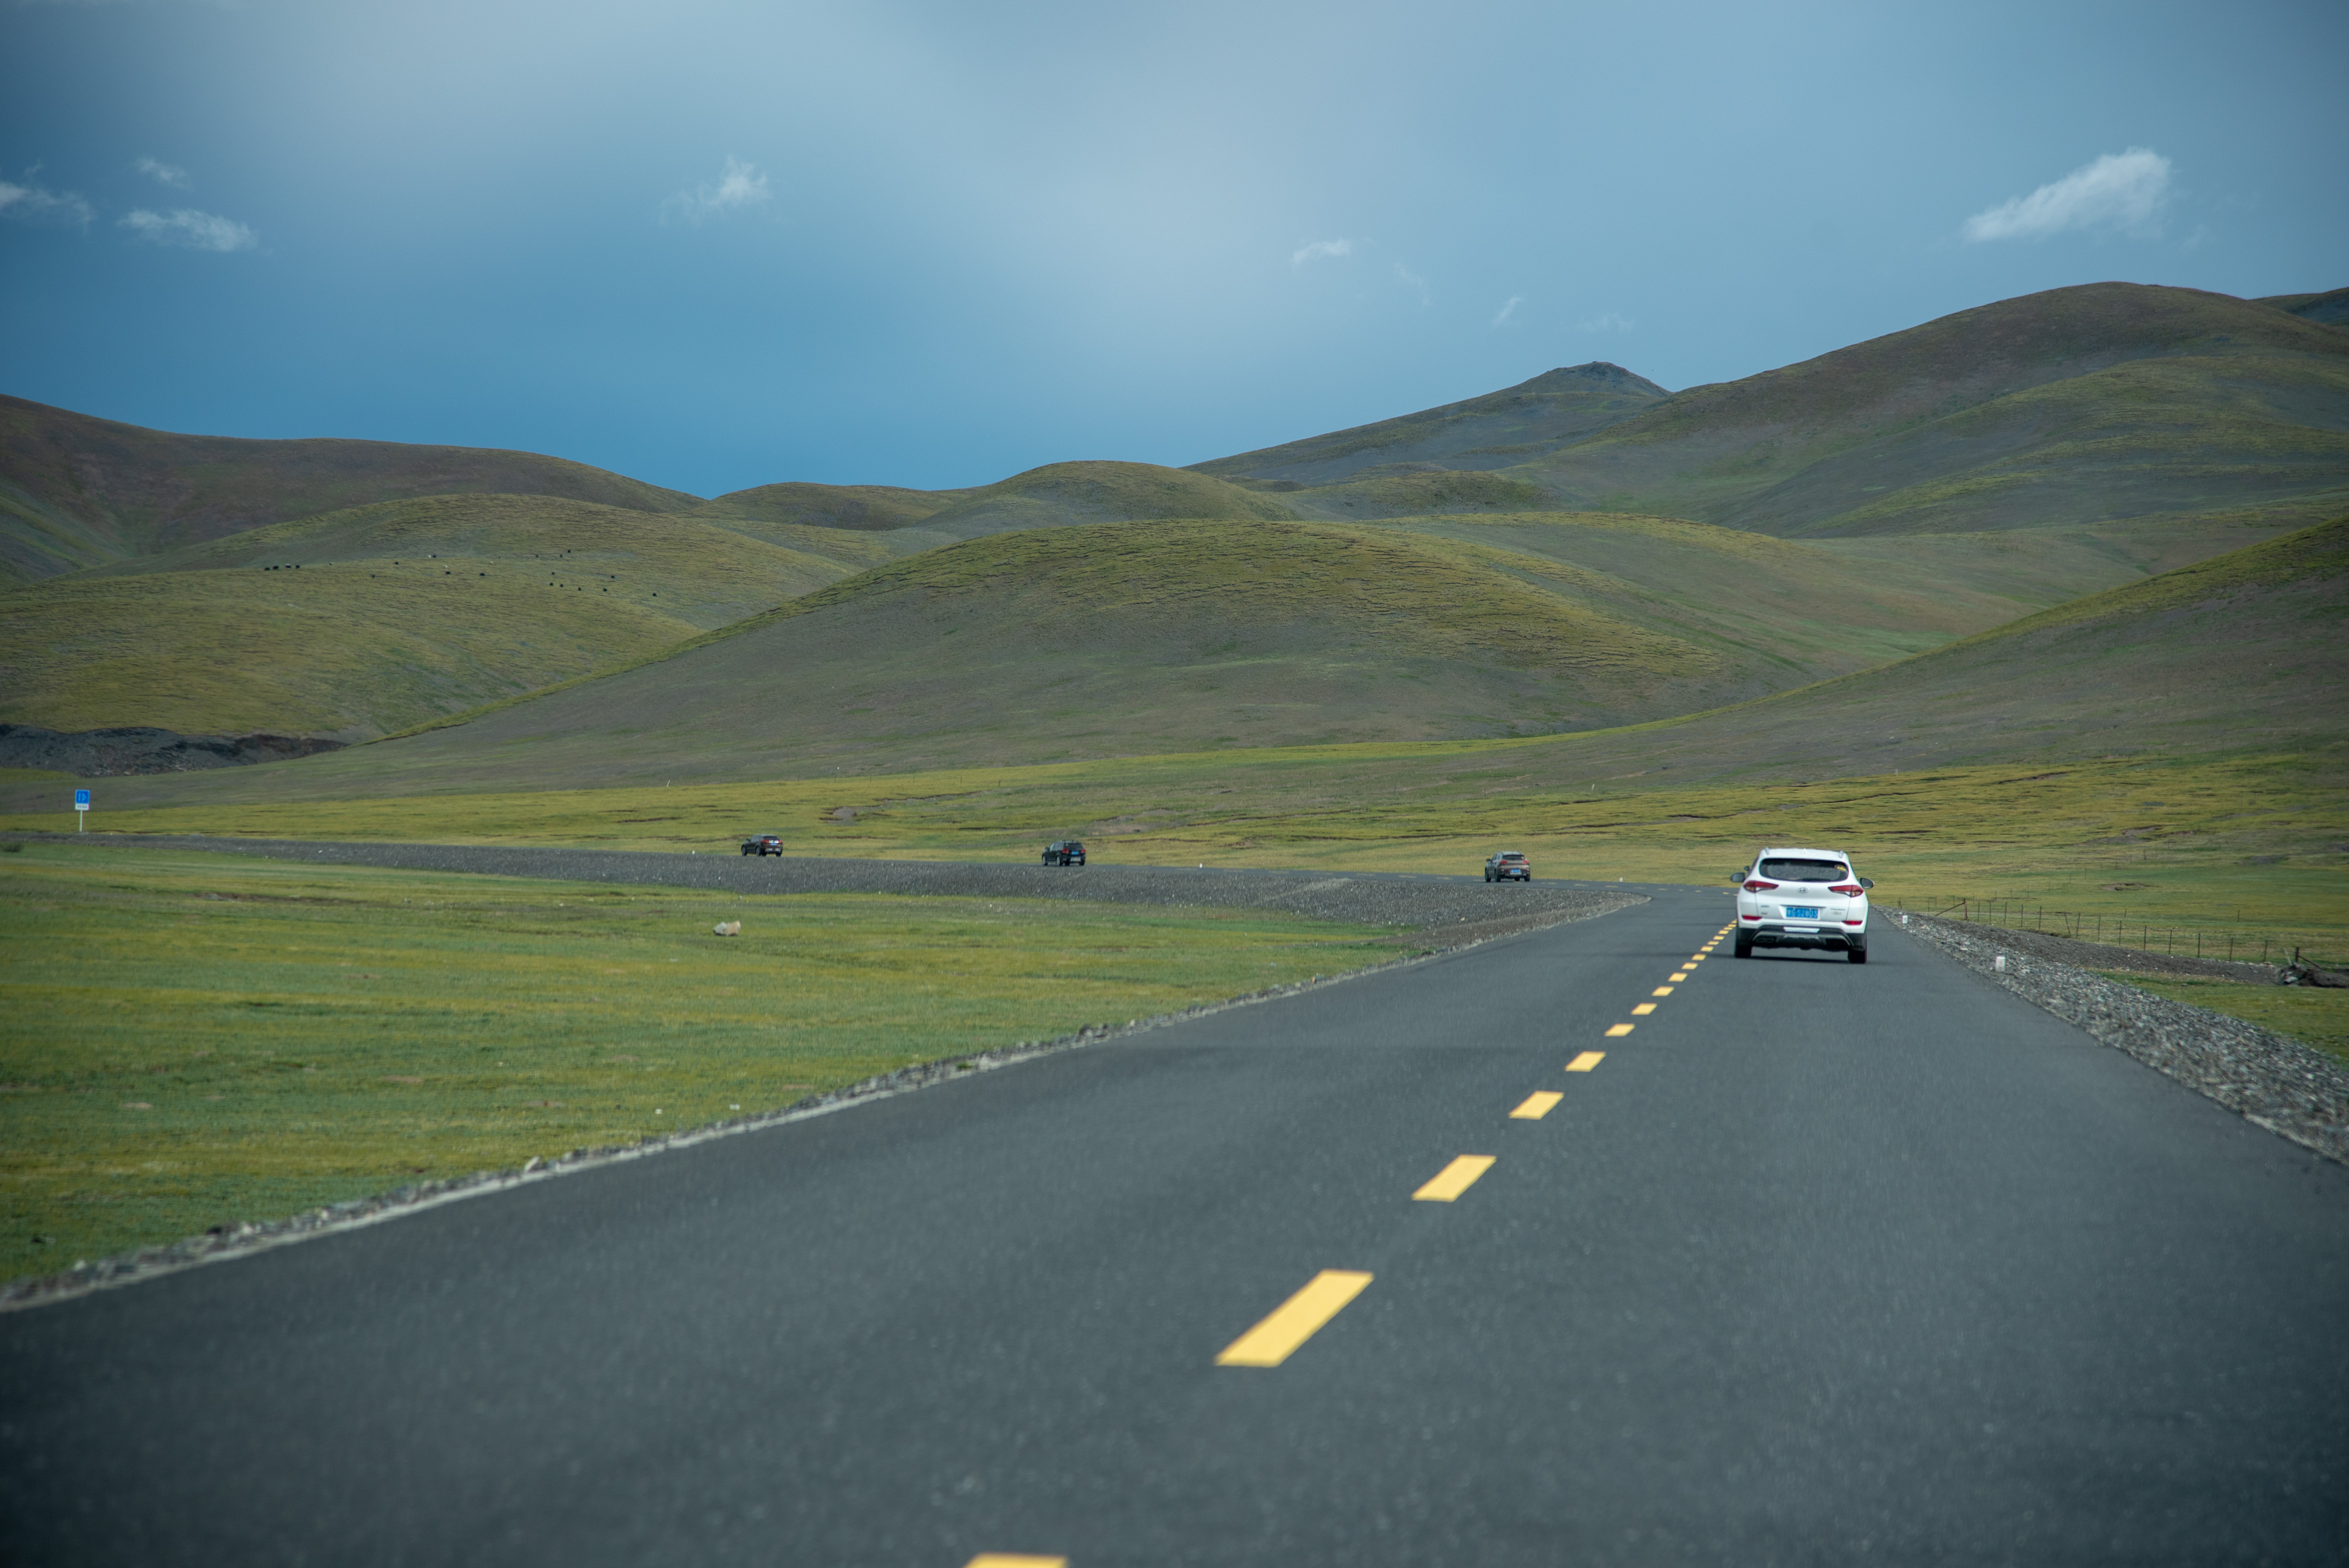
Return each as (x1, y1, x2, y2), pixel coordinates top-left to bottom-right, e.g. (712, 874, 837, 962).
(2092, 971, 2349, 1065)
(0, 845, 1397, 1284)
(10, 749, 2343, 956)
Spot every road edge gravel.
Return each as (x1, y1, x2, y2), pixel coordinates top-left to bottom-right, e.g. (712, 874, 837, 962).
(1, 889, 1645, 1313)
(1895, 911, 2349, 1166)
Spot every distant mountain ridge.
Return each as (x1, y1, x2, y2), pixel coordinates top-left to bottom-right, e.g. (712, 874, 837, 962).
(1189, 362, 1668, 486)
(1498, 283, 2349, 537)
(4, 279, 2343, 770)
(0, 395, 704, 585)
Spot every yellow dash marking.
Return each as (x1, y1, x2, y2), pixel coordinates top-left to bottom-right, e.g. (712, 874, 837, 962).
(1605, 1022, 1636, 1037)
(1631, 1003, 1656, 1015)
(1216, 1270, 1374, 1366)
(1687, 955, 1706, 962)
(1511, 1090, 1564, 1119)
(1668, 972, 1689, 982)
(966, 1558, 1067, 1568)
(1652, 985, 1675, 996)
(1567, 1051, 1605, 1071)
(1414, 1155, 1496, 1201)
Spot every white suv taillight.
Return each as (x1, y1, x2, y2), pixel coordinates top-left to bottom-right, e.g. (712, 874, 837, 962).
(1828, 883, 1863, 896)
(1744, 879, 1778, 891)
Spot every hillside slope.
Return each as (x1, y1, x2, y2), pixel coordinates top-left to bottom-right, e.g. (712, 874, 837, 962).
(886, 462, 1300, 545)
(17, 515, 2340, 835)
(94, 506, 2178, 799)
(1487, 510, 2349, 788)
(0, 494, 869, 740)
(691, 481, 970, 534)
(1502, 284, 2349, 535)
(0, 395, 704, 585)
(1191, 362, 1667, 485)
(1186, 285, 2349, 551)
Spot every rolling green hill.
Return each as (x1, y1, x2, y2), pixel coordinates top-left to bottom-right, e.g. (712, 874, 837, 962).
(0, 395, 705, 587)
(690, 481, 969, 534)
(48, 504, 2194, 800)
(1190, 362, 1668, 484)
(0, 494, 877, 740)
(1501, 285, 2349, 538)
(889, 461, 1300, 544)
(2258, 286, 2349, 327)
(13, 517, 2341, 916)
(7, 280, 2342, 781)
(1476, 509, 2349, 787)
(1189, 284, 2349, 558)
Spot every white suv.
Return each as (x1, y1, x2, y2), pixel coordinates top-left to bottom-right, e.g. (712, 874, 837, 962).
(1733, 847, 1873, 963)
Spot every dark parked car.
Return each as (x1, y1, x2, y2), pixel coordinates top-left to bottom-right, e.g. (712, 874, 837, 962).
(740, 834, 785, 856)
(1042, 840, 1087, 866)
(1484, 850, 1532, 882)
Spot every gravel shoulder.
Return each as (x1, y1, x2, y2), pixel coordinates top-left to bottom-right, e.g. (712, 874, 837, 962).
(1894, 910, 2349, 1165)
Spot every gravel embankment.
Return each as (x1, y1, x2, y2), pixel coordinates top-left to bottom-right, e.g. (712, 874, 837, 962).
(1905, 919, 2282, 984)
(1893, 911, 2349, 1165)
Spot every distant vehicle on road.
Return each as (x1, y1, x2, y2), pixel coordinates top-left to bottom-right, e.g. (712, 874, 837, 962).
(740, 834, 785, 856)
(1484, 851, 1532, 882)
(1733, 846, 1873, 962)
(1041, 840, 1087, 867)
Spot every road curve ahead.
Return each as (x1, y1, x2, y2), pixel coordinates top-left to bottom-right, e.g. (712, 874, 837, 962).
(4, 884, 2345, 1565)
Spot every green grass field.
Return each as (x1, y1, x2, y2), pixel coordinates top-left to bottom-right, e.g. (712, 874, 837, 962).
(0, 844, 1398, 1284)
(2095, 972, 2349, 1064)
(9, 747, 2343, 959)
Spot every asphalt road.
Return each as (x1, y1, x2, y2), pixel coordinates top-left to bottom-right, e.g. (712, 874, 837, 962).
(5, 883, 2346, 1565)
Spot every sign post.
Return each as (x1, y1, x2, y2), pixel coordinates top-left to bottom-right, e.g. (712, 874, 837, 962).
(74, 788, 89, 832)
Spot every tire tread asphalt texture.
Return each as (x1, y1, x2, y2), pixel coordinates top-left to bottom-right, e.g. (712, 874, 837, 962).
(3, 884, 2345, 1565)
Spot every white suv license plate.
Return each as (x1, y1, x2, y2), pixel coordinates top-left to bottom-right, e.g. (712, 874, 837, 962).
(1782, 906, 1820, 919)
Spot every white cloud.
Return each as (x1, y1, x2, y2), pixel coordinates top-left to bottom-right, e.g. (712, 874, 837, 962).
(0, 179, 94, 229)
(1577, 310, 1633, 333)
(1289, 237, 1352, 266)
(1492, 295, 1522, 327)
(1393, 260, 1429, 304)
(662, 156, 772, 225)
(134, 156, 193, 190)
(121, 207, 258, 252)
(1962, 147, 2171, 243)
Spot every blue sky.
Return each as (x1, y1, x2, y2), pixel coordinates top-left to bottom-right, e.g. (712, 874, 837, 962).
(3, 0, 2344, 498)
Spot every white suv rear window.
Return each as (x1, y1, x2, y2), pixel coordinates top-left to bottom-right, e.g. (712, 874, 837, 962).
(1760, 858, 1848, 882)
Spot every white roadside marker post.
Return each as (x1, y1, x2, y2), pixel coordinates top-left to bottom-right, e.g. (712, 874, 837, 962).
(74, 788, 90, 833)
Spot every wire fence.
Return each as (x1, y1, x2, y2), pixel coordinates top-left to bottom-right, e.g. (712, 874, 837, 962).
(1903, 896, 2345, 969)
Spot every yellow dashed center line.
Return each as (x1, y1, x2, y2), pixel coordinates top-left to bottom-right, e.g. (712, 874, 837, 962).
(1510, 1090, 1564, 1119)
(1667, 971, 1689, 982)
(1216, 1270, 1375, 1367)
(1413, 1155, 1496, 1202)
(1605, 1022, 1636, 1037)
(1631, 1002, 1656, 1015)
(966, 1558, 1066, 1568)
(1567, 1051, 1605, 1072)
(1652, 985, 1674, 996)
